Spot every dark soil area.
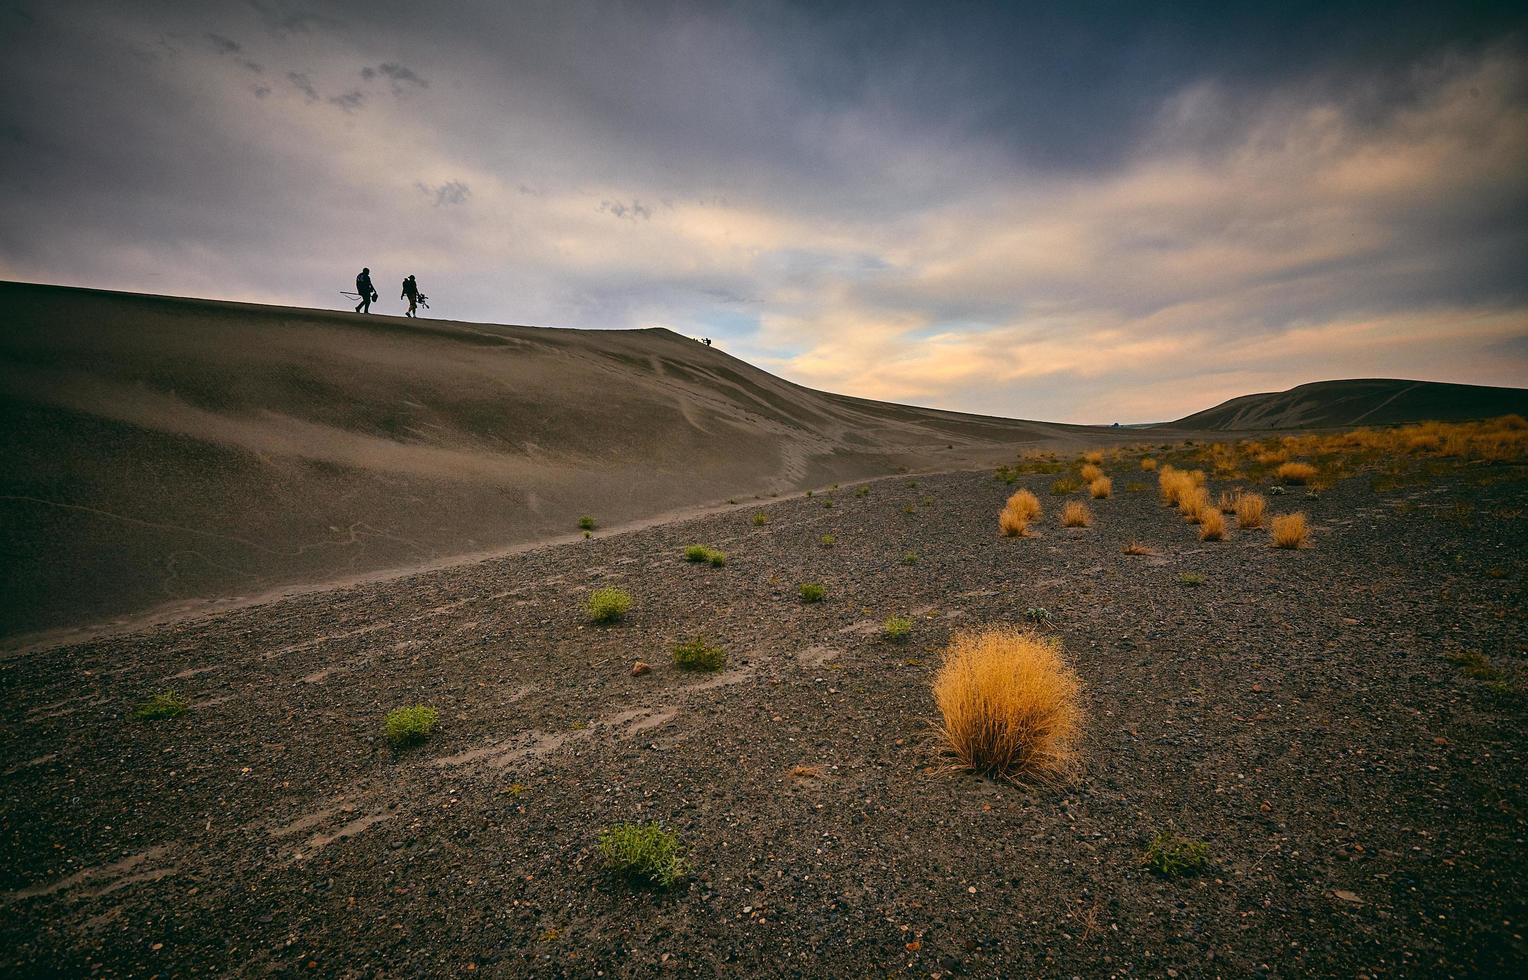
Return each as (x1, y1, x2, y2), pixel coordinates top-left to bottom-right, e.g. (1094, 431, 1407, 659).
(2, 453, 1525, 977)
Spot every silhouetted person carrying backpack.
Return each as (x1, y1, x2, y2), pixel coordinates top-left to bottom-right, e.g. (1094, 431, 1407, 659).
(401, 275, 420, 317)
(355, 268, 377, 313)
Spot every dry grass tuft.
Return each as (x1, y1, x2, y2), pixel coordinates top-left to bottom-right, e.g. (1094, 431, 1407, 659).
(1080, 463, 1104, 483)
(1270, 512, 1309, 549)
(1199, 508, 1226, 541)
(1275, 461, 1318, 484)
(1140, 457, 1158, 471)
(1089, 476, 1112, 499)
(1217, 490, 1239, 513)
(999, 489, 1041, 536)
(1061, 501, 1092, 527)
(1178, 486, 1211, 523)
(1082, 450, 1104, 464)
(932, 627, 1082, 783)
(1236, 492, 1266, 528)
(1122, 541, 1152, 555)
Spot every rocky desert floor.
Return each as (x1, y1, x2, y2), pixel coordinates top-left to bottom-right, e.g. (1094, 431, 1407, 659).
(2, 449, 1524, 977)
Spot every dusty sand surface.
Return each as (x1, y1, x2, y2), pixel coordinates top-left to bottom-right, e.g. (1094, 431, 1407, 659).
(2, 448, 1522, 976)
(2, 281, 1165, 641)
(1173, 378, 1527, 431)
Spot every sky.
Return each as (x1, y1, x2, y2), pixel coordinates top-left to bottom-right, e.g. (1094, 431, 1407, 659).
(2, 1, 1526, 423)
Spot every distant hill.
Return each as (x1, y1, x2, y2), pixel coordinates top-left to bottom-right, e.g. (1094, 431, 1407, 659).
(0, 281, 1149, 639)
(1171, 379, 1527, 431)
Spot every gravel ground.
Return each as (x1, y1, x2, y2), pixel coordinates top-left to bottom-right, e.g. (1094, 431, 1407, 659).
(2, 451, 1524, 977)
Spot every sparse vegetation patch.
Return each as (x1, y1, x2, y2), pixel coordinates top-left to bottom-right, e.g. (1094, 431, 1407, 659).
(130, 690, 189, 721)
(798, 582, 826, 603)
(384, 705, 439, 747)
(597, 822, 688, 889)
(1270, 513, 1310, 549)
(883, 616, 914, 641)
(673, 639, 726, 671)
(1141, 832, 1212, 878)
(588, 587, 633, 622)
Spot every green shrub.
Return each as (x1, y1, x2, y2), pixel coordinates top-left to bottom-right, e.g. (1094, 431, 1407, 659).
(598, 822, 688, 888)
(823, 498, 834, 508)
(855, 486, 870, 497)
(384, 705, 439, 747)
(577, 515, 596, 530)
(1141, 832, 1211, 878)
(683, 544, 726, 565)
(673, 639, 726, 671)
(820, 534, 836, 548)
(588, 587, 633, 623)
(130, 691, 189, 721)
(1050, 478, 1079, 495)
(798, 583, 826, 603)
(920, 496, 935, 507)
(901, 550, 919, 565)
(883, 616, 913, 641)
(1177, 572, 1204, 586)
(752, 513, 770, 526)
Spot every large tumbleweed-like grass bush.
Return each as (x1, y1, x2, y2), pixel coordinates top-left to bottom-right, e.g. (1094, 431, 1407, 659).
(598, 822, 688, 888)
(1199, 508, 1226, 541)
(1270, 512, 1310, 549)
(932, 627, 1082, 783)
(999, 488, 1042, 536)
(1079, 463, 1104, 483)
(588, 587, 633, 623)
(1274, 461, 1318, 485)
(1236, 492, 1267, 529)
(1061, 500, 1092, 527)
(1089, 476, 1112, 499)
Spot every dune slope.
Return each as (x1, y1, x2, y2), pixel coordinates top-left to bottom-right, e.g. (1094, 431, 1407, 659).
(1172, 378, 1527, 430)
(0, 281, 1117, 638)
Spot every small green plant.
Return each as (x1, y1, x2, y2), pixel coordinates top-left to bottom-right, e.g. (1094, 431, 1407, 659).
(682, 544, 726, 566)
(1126, 481, 1146, 492)
(752, 512, 770, 526)
(1446, 650, 1505, 683)
(901, 550, 919, 565)
(855, 486, 870, 497)
(673, 639, 726, 671)
(588, 587, 633, 623)
(598, 822, 688, 888)
(384, 705, 439, 747)
(1178, 573, 1204, 586)
(902, 504, 916, 514)
(1050, 478, 1079, 495)
(1024, 607, 1053, 625)
(883, 616, 913, 641)
(798, 582, 826, 603)
(806, 489, 814, 498)
(582, 530, 592, 539)
(578, 515, 596, 531)
(130, 690, 189, 721)
(820, 534, 836, 548)
(920, 496, 935, 507)
(823, 498, 834, 508)
(1141, 832, 1212, 878)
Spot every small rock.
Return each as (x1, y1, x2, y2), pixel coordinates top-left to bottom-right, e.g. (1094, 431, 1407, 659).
(631, 661, 652, 676)
(1332, 889, 1365, 905)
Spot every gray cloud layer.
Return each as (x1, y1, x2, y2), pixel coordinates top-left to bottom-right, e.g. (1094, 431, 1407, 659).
(1, 0, 1525, 421)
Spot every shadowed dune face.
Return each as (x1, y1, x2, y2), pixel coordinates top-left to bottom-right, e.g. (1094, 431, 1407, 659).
(1172, 379, 1527, 430)
(0, 282, 1124, 639)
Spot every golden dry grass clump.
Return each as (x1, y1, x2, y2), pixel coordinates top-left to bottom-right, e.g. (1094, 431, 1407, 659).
(1089, 476, 1112, 499)
(999, 488, 1042, 537)
(1217, 490, 1239, 513)
(1199, 508, 1226, 541)
(1236, 492, 1267, 528)
(1270, 512, 1309, 548)
(1140, 457, 1158, 471)
(1082, 450, 1104, 464)
(1061, 501, 1092, 527)
(1275, 461, 1318, 484)
(932, 627, 1082, 783)
(1122, 541, 1152, 555)
(1178, 486, 1211, 523)
(1080, 463, 1104, 483)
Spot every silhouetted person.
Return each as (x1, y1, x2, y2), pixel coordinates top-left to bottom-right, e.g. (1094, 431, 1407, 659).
(702, 337, 712, 346)
(355, 268, 377, 313)
(401, 275, 420, 317)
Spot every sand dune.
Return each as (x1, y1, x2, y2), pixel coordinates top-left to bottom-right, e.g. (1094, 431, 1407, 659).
(1, 281, 1142, 640)
(1172, 378, 1526, 430)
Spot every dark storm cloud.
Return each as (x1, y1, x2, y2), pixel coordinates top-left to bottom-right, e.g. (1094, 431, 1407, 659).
(0, 0, 1525, 420)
